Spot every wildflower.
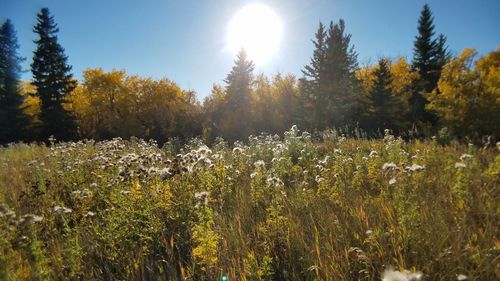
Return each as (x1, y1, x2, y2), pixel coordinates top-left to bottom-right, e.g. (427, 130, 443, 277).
(84, 211, 95, 217)
(369, 150, 378, 158)
(267, 176, 283, 186)
(194, 191, 209, 207)
(456, 274, 468, 281)
(389, 178, 397, 185)
(459, 154, 473, 161)
(455, 162, 467, 169)
(232, 147, 244, 154)
(408, 164, 425, 172)
(159, 168, 173, 181)
(53, 205, 72, 215)
(254, 160, 265, 168)
(70, 190, 81, 197)
(315, 164, 324, 171)
(382, 162, 398, 170)
(250, 172, 258, 179)
(90, 182, 98, 188)
(120, 190, 131, 195)
(315, 175, 325, 183)
(20, 214, 44, 223)
(0, 204, 16, 219)
(382, 267, 423, 281)
(197, 145, 212, 155)
(366, 230, 373, 235)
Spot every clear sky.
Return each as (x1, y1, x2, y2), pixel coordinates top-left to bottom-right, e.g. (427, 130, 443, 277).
(1, 0, 499, 100)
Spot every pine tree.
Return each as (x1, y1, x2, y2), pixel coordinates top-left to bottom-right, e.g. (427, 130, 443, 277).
(31, 8, 77, 141)
(411, 4, 449, 125)
(323, 19, 359, 128)
(368, 59, 402, 132)
(0, 19, 29, 143)
(222, 49, 255, 141)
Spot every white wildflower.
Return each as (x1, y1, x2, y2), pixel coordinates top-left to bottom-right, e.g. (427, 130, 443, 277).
(232, 147, 244, 154)
(408, 164, 425, 172)
(459, 154, 473, 161)
(369, 150, 378, 158)
(455, 162, 467, 169)
(159, 168, 173, 180)
(90, 182, 98, 188)
(250, 172, 258, 179)
(120, 190, 130, 195)
(382, 162, 398, 170)
(267, 176, 283, 186)
(194, 191, 210, 207)
(70, 190, 81, 197)
(389, 178, 397, 185)
(456, 274, 468, 281)
(382, 267, 423, 281)
(254, 160, 265, 168)
(84, 211, 95, 217)
(315, 175, 325, 183)
(53, 205, 72, 215)
(20, 214, 44, 223)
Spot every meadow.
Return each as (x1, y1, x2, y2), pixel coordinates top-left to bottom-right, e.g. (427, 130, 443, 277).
(0, 127, 498, 280)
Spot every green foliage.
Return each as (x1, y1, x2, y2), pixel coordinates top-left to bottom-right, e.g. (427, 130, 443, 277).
(0, 128, 498, 280)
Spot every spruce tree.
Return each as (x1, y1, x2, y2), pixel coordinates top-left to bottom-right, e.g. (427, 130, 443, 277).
(0, 19, 29, 143)
(323, 19, 359, 128)
(223, 49, 254, 141)
(31, 8, 77, 141)
(301, 20, 359, 130)
(368, 59, 402, 132)
(411, 4, 449, 125)
(301, 22, 327, 129)
(435, 34, 451, 71)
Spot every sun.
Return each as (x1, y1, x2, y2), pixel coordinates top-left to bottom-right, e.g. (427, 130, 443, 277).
(226, 3, 283, 65)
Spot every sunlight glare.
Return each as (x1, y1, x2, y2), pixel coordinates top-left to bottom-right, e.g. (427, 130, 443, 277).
(226, 3, 283, 65)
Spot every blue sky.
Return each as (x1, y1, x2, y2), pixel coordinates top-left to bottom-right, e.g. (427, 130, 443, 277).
(1, 0, 499, 100)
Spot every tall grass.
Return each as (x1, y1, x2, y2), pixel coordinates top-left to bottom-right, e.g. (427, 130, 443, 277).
(0, 128, 498, 280)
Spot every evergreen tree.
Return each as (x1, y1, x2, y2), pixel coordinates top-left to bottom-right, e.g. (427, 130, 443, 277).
(222, 49, 254, 141)
(435, 34, 452, 71)
(411, 4, 449, 125)
(323, 19, 359, 128)
(368, 59, 402, 132)
(31, 8, 77, 141)
(301, 22, 327, 129)
(0, 19, 29, 143)
(301, 20, 359, 130)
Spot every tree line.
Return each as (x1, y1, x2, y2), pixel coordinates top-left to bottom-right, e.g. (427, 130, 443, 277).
(1, 5, 498, 144)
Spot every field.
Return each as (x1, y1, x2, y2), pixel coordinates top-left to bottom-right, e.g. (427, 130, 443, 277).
(0, 128, 498, 280)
